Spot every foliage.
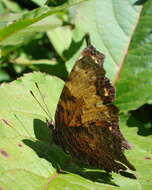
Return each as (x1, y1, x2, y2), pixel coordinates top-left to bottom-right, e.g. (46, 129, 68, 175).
(0, 0, 152, 190)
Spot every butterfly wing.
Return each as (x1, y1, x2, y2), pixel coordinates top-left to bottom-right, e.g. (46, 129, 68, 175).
(53, 46, 135, 173)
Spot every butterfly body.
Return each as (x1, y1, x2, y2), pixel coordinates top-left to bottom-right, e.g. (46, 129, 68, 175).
(53, 45, 135, 173)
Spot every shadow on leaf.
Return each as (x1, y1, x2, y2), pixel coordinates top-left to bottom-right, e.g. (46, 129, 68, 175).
(32, 35, 85, 80)
(47, 0, 68, 7)
(63, 36, 84, 61)
(65, 163, 118, 186)
(127, 104, 152, 136)
(33, 60, 69, 81)
(134, 0, 149, 5)
(134, 0, 148, 5)
(23, 118, 137, 185)
(23, 119, 119, 186)
(119, 171, 137, 179)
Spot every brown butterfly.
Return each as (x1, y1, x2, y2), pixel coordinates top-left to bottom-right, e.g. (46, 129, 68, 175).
(52, 34, 135, 173)
(31, 34, 135, 173)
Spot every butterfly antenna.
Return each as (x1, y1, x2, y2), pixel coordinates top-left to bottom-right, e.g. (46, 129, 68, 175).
(30, 88, 51, 120)
(85, 33, 91, 47)
(35, 82, 53, 120)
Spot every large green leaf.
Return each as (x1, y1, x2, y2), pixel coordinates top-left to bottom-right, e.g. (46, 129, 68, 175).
(1, 72, 151, 190)
(115, 0, 152, 112)
(48, 0, 142, 81)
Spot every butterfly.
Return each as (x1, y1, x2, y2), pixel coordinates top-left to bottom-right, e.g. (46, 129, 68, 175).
(31, 34, 135, 173)
(52, 34, 135, 173)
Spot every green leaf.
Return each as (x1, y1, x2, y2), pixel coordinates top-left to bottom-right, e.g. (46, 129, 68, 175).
(72, 0, 142, 80)
(63, 0, 143, 81)
(0, 0, 88, 46)
(115, 0, 152, 112)
(0, 73, 66, 190)
(47, 25, 73, 60)
(0, 0, 21, 12)
(0, 13, 23, 29)
(0, 72, 146, 190)
(11, 57, 57, 65)
(30, 0, 47, 6)
(0, 15, 62, 46)
(120, 114, 152, 190)
(0, 2, 5, 14)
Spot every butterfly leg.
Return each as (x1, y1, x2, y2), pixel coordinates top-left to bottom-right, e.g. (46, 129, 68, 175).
(46, 118, 55, 146)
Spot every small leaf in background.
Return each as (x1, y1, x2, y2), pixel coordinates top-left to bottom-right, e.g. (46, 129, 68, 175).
(30, 0, 47, 6)
(0, 15, 62, 46)
(47, 25, 73, 60)
(0, 0, 22, 12)
(0, 0, 87, 46)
